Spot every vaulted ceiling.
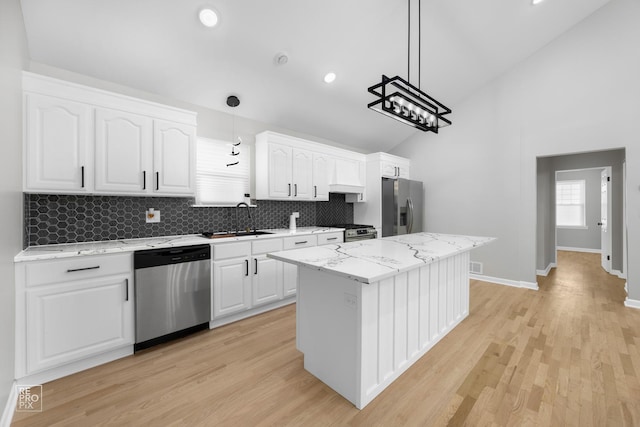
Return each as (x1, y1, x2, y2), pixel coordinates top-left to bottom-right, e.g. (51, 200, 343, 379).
(20, 0, 612, 152)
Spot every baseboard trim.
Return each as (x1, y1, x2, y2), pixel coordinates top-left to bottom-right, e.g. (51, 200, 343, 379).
(470, 274, 539, 291)
(556, 246, 601, 254)
(612, 269, 626, 279)
(16, 346, 133, 386)
(210, 297, 295, 329)
(624, 297, 640, 310)
(1, 381, 17, 427)
(536, 263, 557, 277)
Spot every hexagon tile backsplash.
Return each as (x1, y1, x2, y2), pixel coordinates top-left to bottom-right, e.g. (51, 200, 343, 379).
(24, 193, 353, 247)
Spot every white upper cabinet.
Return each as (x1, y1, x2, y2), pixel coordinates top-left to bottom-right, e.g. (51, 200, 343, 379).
(257, 138, 314, 201)
(380, 155, 410, 179)
(153, 120, 196, 195)
(292, 149, 313, 200)
(255, 131, 365, 201)
(94, 108, 152, 194)
(24, 93, 92, 193)
(267, 143, 293, 198)
(312, 153, 330, 201)
(23, 72, 197, 197)
(353, 152, 411, 230)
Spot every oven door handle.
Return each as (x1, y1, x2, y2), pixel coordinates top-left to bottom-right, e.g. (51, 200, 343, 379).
(345, 234, 377, 242)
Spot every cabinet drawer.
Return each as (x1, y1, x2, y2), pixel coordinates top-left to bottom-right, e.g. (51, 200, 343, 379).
(25, 253, 132, 287)
(252, 238, 283, 255)
(213, 242, 251, 260)
(317, 232, 344, 245)
(283, 235, 317, 250)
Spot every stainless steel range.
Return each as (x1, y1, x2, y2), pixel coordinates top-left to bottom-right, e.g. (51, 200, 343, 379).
(330, 224, 377, 242)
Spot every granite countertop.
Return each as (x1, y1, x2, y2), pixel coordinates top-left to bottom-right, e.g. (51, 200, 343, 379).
(14, 227, 344, 262)
(267, 232, 496, 284)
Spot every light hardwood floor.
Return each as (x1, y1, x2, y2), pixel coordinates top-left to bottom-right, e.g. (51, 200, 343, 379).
(12, 251, 640, 426)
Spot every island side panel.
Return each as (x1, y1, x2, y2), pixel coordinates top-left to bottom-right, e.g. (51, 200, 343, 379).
(359, 251, 471, 409)
(297, 267, 360, 405)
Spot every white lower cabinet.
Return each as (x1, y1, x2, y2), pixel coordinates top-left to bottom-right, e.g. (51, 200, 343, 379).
(282, 235, 318, 297)
(26, 276, 132, 374)
(15, 253, 133, 379)
(283, 264, 298, 297)
(252, 255, 282, 306)
(213, 257, 252, 317)
(212, 233, 346, 320)
(212, 239, 285, 319)
(251, 239, 283, 306)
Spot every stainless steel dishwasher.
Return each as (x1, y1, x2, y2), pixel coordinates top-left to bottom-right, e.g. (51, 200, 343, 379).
(134, 245, 211, 351)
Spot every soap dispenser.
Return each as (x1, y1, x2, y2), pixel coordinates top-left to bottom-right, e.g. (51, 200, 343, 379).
(289, 212, 299, 231)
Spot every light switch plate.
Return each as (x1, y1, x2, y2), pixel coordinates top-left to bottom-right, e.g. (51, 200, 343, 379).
(146, 208, 161, 223)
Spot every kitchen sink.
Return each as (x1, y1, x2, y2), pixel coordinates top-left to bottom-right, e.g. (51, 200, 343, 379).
(201, 231, 274, 239)
(234, 231, 274, 236)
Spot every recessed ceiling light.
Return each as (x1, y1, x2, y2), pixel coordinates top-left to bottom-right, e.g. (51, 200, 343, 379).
(324, 72, 336, 84)
(199, 8, 219, 27)
(532, 0, 545, 5)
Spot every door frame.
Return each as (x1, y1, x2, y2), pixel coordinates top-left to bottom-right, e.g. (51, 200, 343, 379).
(553, 166, 612, 263)
(600, 167, 613, 273)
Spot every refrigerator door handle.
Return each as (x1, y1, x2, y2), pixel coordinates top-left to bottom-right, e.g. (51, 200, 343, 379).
(407, 198, 414, 234)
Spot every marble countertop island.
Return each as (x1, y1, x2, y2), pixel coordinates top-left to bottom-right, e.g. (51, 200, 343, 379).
(268, 232, 495, 284)
(278, 231, 495, 409)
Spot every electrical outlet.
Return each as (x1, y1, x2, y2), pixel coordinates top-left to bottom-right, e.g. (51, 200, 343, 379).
(344, 293, 357, 309)
(146, 208, 161, 223)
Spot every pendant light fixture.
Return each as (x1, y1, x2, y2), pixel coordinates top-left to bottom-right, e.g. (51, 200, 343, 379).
(367, 0, 451, 133)
(226, 95, 241, 167)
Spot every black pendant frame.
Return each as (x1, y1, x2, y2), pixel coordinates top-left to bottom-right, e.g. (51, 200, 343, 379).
(368, 75, 451, 133)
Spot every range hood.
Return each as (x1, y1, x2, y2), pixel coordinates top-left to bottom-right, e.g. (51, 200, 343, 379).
(328, 158, 365, 196)
(329, 183, 365, 194)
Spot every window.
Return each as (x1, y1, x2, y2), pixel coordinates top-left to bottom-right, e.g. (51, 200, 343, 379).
(556, 180, 586, 228)
(196, 137, 250, 205)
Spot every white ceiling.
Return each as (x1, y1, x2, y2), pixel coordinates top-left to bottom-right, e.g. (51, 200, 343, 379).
(20, 0, 612, 152)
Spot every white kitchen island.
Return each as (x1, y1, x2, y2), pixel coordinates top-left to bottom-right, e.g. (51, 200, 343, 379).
(268, 232, 495, 409)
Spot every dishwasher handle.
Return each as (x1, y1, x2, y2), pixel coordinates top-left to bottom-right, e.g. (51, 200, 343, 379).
(134, 244, 211, 269)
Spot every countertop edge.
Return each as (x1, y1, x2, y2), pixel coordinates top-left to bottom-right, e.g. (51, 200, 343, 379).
(267, 235, 496, 284)
(15, 227, 346, 263)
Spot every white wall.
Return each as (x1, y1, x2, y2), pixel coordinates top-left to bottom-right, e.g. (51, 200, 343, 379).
(556, 169, 603, 251)
(392, 0, 640, 296)
(0, 0, 28, 415)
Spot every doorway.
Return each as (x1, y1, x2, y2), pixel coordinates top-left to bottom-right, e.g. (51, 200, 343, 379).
(554, 166, 612, 271)
(536, 148, 626, 281)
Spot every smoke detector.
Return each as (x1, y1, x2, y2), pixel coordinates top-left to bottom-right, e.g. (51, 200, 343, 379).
(274, 52, 289, 66)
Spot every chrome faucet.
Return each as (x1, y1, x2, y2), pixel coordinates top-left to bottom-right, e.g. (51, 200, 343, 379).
(235, 202, 253, 233)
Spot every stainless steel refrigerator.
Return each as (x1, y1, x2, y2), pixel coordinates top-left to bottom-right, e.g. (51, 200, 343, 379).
(381, 177, 423, 237)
